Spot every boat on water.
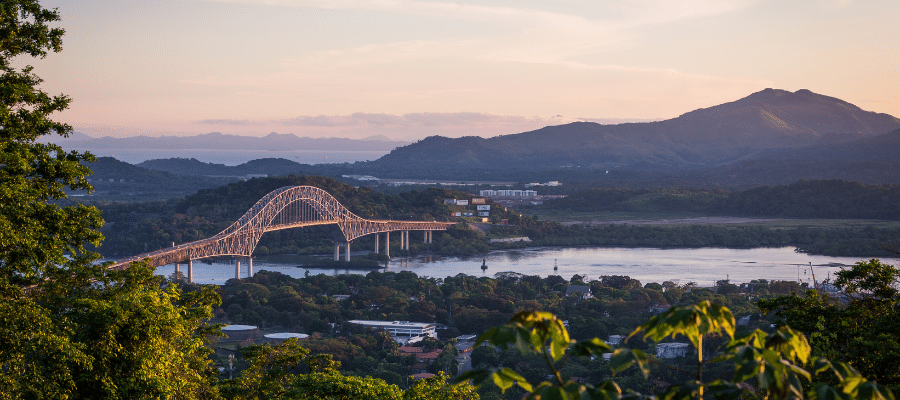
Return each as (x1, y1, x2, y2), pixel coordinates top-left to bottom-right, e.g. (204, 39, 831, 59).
(481, 258, 488, 270)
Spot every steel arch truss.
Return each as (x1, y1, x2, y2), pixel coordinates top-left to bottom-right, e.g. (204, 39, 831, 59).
(108, 186, 455, 269)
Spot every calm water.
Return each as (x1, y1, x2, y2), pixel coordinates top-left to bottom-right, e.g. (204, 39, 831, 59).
(155, 247, 889, 286)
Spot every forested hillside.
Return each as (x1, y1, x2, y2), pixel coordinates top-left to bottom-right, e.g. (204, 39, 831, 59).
(77, 157, 239, 200)
(94, 175, 517, 257)
(535, 180, 900, 220)
(92, 177, 900, 259)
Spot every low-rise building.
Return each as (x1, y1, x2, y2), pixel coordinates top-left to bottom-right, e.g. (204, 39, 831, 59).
(565, 285, 592, 299)
(348, 320, 439, 340)
(656, 342, 691, 359)
(263, 333, 309, 344)
(479, 189, 538, 197)
(221, 325, 260, 342)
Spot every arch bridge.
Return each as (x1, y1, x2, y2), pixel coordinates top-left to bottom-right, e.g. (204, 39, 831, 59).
(108, 186, 456, 280)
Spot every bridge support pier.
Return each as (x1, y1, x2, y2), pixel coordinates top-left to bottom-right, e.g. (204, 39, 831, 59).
(188, 260, 193, 283)
(175, 263, 180, 280)
(374, 233, 379, 253)
(428, 230, 433, 243)
(104, 186, 456, 272)
(248, 257, 253, 277)
(385, 231, 390, 258)
(333, 242, 351, 261)
(235, 260, 241, 280)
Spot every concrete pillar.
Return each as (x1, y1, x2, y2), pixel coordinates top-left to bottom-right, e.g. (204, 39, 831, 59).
(424, 231, 428, 243)
(188, 260, 193, 283)
(375, 233, 380, 253)
(235, 260, 241, 280)
(405, 231, 410, 250)
(400, 230, 405, 250)
(334, 243, 340, 261)
(385, 231, 390, 258)
(345, 241, 351, 261)
(248, 257, 253, 277)
(175, 263, 180, 279)
(428, 231, 433, 243)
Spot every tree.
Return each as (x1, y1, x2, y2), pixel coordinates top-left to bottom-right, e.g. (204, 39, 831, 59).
(457, 302, 894, 399)
(0, 2, 103, 396)
(759, 259, 900, 392)
(226, 340, 477, 400)
(403, 372, 478, 400)
(0, 0, 101, 295)
(0, 3, 223, 398)
(65, 263, 222, 399)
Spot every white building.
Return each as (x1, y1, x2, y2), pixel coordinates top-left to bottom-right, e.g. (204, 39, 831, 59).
(607, 335, 625, 346)
(348, 320, 439, 340)
(656, 342, 691, 358)
(478, 189, 538, 197)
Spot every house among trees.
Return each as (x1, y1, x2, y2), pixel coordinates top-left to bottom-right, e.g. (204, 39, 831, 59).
(565, 284, 593, 299)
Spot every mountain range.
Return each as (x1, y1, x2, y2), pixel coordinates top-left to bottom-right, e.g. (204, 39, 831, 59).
(366, 89, 900, 171)
(68, 88, 900, 189)
(46, 131, 409, 152)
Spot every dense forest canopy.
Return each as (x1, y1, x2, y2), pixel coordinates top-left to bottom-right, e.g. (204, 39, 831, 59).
(533, 180, 900, 220)
(90, 176, 900, 258)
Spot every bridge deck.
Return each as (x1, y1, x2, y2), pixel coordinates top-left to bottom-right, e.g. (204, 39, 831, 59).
(107, 185, 458, 270)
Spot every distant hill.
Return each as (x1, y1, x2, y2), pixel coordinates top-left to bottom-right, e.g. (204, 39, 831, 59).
(137, 157, 312, 177)
(76, 157, 238, 200)
(45, 131, 409, 152)
(367, 89, 900, 172)
(676, 128, 900, 187)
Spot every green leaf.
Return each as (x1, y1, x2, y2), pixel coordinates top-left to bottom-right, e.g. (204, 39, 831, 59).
(493, 367, 533, 393)
(856, 382, 896, 400)
(632, 301, 734, 350)
(610, 348, 650, 377)
(453, 369, 493, 388)
(570, 337, 613, 357)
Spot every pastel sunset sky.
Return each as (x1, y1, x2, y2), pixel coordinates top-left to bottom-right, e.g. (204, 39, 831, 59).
(30, 0, 900, 141)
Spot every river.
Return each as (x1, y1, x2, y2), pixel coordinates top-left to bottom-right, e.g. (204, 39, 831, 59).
(154, 246, 892, 286)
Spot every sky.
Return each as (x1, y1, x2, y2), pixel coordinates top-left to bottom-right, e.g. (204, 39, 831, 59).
(27, 0, 900, 141)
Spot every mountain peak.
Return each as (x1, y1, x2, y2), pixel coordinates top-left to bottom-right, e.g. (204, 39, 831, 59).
(371, 88, 900, 171)
(672, 88, 899, 145)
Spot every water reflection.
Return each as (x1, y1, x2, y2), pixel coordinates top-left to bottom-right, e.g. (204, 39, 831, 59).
(155, 246, 890, 287)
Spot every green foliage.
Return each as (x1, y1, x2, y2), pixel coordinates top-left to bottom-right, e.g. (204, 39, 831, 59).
(65, 262, 222, 399)
(225, 340, 477, 400)
(95, 175, 478, 257)
(404, 372, 479, 400)
(833, 258, 899, 299)
(535, 180, 900, 220)
(0, 0, 101, 295)
(759, 259, 900, 392)
(459, 302, 894, 400)
(0, 4, 224, 398)
(458, 311, 617, 399)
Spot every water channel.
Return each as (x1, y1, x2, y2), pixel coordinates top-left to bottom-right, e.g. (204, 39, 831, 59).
(154, 246, 893, 286)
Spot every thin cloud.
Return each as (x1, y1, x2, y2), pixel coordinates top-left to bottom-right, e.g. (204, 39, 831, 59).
(196, 119, 262, 126)
(278, 112, 576, 128)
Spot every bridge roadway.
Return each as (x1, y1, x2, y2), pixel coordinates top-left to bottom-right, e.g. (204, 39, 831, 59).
(106, 186, 456, 281)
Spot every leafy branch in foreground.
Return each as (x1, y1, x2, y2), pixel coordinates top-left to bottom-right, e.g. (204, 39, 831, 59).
(457, 301, 894, 400)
